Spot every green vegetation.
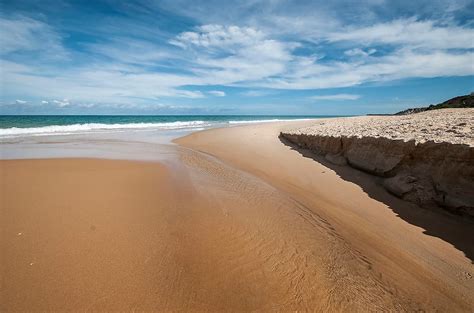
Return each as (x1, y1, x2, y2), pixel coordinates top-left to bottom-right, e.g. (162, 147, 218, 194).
(396, 93, 474, 115)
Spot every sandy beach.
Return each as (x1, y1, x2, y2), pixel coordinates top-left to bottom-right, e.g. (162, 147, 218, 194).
(1, 119, 473, 311)
(177, 119, 474, 311)
(3, 0, 473, 311)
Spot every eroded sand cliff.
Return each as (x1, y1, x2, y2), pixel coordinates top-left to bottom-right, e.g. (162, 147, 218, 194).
(280, 109, 474, 217)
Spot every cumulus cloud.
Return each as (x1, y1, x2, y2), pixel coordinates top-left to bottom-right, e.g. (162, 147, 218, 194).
(1, 4, 473, 111)
(170, 24, 296, 86)
(170, 25, 264, 50)
(208, 90, 226, 96)
(310, 94, 361, 100)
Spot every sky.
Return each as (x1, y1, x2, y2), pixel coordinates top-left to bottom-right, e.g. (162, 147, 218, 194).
(0, 0, 473, 115)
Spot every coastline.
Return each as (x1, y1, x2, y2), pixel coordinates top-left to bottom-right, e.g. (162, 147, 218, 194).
(3, 0, 473, 310)
(1, 119, 473, 311)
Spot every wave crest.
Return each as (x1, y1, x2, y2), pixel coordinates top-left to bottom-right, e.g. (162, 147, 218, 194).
(0, 121, 206, 138)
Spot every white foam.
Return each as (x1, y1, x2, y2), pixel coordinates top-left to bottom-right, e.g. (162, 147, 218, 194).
(0, 118, 315, 139)
(0, 121, 207, 138)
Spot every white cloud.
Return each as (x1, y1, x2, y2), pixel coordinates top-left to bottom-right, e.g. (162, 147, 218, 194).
(158, 0, 472, 41)
(88, 39, 173, 65)
(254, 50, 474, 89)
(344, 48, 377, 57)
(2, 12, 473, 110)
(241, 90, 274, 97)
(171, 25, 296, 86)
(143, 22, 474, 92)
(173, 90, 205, 98)
(328, 18, 474, 49)
(1, 59, 206, 103)
(53, 99, 70, 107)
(15, 99, 27, 104)
(0, 16, 66, 58)
(4, 30, 472, 104)
(208, 90, 226, 96)
(170, 24, 264, 50)
(310, 94, 361, 100)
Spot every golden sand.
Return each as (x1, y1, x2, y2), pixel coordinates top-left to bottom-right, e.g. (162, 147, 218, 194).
(1, 121, 473, 311)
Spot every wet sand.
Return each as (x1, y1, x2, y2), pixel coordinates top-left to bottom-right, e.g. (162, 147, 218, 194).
(176, 121, 474, 311)
(1, 121, 473, 311)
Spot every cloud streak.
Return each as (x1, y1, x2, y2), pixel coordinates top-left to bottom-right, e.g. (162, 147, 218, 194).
(0, 16, 67, 59)
(1, 0, 473, 113)
(310, 94, 361, 101)
(327, 18, 474, 49)
(208, 90, 226, 96)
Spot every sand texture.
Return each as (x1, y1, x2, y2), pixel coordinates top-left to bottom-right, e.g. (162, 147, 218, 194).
(285, 109, 474, 146)
(1, 119, 473, 312)
(177, 121, 474, 311)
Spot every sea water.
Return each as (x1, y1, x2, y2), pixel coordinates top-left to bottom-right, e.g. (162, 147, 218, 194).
(0, 115, 343, 138)
(0, 115, 343, 160)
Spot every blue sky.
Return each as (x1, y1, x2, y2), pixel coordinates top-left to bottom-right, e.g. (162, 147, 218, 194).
(1, 0, 473, 115)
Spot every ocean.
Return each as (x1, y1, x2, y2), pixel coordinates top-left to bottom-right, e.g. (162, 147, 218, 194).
(0, 114, 345, 160)
(0, 115, 343, 138)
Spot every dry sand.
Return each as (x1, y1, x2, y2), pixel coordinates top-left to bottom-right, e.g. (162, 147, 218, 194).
(285, 108, 474, 146)
(1, 120, 473, 312)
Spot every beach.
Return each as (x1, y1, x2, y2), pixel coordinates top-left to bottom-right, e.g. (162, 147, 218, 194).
(1, 117, 474, 311)
(3, 0, 473, 310)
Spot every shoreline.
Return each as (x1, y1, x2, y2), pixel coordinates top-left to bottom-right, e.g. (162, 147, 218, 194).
(176, 119, 474, 310)
(1, 119, 473, 311)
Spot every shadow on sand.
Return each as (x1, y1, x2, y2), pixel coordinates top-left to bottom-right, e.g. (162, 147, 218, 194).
(280, 137, 474, 263)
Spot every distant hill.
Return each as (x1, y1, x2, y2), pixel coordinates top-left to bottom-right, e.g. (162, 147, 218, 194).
(395, 93, 474, 115)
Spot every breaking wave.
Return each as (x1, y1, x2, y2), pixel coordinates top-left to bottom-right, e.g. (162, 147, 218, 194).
(0, 121, 207, 138)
